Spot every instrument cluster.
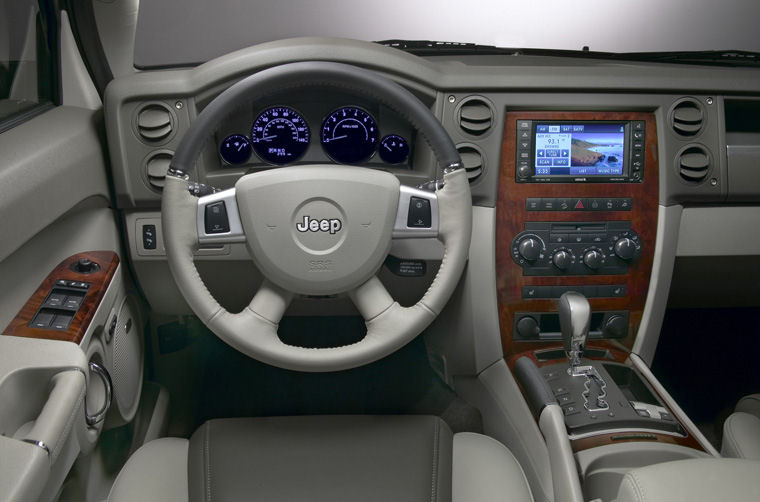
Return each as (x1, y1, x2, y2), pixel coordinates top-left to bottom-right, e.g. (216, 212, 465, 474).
(218, 104, 412, 168)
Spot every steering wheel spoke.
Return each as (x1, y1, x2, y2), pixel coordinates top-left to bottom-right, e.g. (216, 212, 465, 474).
(392, 185, 439, 239)
(349, 275, 395, 322)
(196, 188, 246, 244)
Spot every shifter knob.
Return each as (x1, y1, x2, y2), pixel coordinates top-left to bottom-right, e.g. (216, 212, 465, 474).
(558, 291, 591, 372)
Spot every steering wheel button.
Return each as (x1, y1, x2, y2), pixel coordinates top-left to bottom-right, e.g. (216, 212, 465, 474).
(205, 201, 231, 234)
(407, 197, 431, 228)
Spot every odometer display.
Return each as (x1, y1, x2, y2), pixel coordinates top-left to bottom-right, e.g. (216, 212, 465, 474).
(320, 106, 379, 164)
(251, 106, 310, 164)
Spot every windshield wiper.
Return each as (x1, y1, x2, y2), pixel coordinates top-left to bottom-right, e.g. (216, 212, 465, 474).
(615, 50, 760, 67)
(376, 40, 760, 67)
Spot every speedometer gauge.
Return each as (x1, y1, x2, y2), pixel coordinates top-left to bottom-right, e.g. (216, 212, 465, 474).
(320, 106, 379, 164)
(251, 106, 310, 164)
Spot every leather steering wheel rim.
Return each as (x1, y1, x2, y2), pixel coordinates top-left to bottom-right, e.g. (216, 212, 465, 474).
(161, 61, 472, 372)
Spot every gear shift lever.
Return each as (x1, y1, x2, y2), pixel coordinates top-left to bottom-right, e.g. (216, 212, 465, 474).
(559, 291, 591, 375)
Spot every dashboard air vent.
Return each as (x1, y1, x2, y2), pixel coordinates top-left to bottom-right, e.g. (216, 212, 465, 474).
(145, 151, 173, 190)
(457, 98, 493, 136)
(670, 99, 704, 137)
(677, 145, 711, 183)
(136, 104, 173, 142)
(456, 144, 485, 183)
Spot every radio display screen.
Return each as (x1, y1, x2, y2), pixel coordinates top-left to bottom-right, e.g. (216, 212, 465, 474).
(534, 123, 625, 176)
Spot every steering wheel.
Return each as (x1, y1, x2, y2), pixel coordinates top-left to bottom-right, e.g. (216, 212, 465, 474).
(161, 61, 471, 372)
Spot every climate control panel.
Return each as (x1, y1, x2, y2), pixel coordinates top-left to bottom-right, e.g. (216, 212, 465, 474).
(511, 221, 641, 276)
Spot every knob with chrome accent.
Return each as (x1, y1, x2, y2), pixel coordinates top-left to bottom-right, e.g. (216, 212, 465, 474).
(614, 237, 636, 261)
(518, 237, 541, 261)
(583, 249, 604, 270)
(552, 250, 573, 271)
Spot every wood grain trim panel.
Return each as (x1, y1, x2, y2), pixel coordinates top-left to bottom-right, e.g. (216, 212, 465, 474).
(3, 251, 119, 344)
(495, 111, 659, 358)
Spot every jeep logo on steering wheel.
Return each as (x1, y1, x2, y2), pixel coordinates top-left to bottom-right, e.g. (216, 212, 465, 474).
(296, 215, 342, 234)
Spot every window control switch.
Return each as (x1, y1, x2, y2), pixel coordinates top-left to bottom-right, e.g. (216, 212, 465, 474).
(51, 313, 73, 330)
(31, 312, 55, 329)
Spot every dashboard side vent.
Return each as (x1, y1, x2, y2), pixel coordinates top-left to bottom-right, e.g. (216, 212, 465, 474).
(670, 99, 704, 137)
(145, 151, 173, 190)
(677, 145, 711, 183)
(457, 98, 493, 136)
(136, 104, 174, 142)
(456, 144, 485, 183)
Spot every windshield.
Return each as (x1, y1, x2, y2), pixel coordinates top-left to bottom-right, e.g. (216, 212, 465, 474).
(135, 0, 760, 68)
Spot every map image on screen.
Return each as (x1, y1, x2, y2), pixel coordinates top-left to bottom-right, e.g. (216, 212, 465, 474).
(534, 123, 625, 176)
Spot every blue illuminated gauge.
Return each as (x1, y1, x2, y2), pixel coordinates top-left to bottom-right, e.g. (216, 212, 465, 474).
(379, 134, 410, 164)
(251, 106, 310, 165)
(219, 134, 252, 165)
(320, 106, 379, 164)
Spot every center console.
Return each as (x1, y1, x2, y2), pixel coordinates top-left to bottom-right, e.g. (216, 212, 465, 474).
(496, 111, 658, 354)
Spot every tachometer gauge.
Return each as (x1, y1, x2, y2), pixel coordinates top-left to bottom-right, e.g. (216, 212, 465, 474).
(219, 134, 252, 165)
(251, 106, 310, 164)
(379, 134, 410, 164)
(320, 106, 379, 164)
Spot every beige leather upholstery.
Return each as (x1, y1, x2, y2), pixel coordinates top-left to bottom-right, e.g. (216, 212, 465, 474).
(722, 394, 760, 459)
(108, 415, 533, 502)
(615, 458, 760, 502)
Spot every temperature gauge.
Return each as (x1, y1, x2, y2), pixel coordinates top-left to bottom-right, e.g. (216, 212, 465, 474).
(219, 134, 252, 165)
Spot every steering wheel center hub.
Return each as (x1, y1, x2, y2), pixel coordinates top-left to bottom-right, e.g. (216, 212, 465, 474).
(292, 198, 347, 254)
(235, 165, 400, 296)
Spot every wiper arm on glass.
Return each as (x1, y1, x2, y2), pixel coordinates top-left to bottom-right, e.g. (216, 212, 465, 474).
(377, 40, 760, 68)
(375, 39, 520, 56)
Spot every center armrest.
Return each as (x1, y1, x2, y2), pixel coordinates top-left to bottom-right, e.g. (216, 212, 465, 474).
(616, 458, 760, 502)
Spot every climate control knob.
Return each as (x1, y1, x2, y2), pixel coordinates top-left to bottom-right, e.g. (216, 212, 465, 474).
(518, 237, 542, 262)
(552, 250, 572, 271)
(583, 249, 604, 270)
(614, 238, 636, 261)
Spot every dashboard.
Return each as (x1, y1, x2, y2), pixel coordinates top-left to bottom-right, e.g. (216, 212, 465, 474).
(104, 38, 760, 371)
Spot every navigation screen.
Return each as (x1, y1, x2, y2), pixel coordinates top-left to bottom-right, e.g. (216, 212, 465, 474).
(534, 123, 625, 176)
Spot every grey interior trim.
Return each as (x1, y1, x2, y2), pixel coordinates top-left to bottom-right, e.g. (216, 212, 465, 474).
(91, 0, 139, 78)
(392, 185, 439, 238)
(676, 206, 760, 256)
(60, 12, 101, 110)
(538, 404, 585, 502)
(0, 108, 111, 262)
(455, 360, 554, 502)
(632, 204, 682, 365)
(0, 436, 48, 502)
(629, 353, 720, 456)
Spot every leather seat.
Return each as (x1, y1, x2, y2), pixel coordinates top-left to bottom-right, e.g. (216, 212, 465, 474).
(722, 394, 760, 459)
(616, 458, 760, 502)
(108, 415, 534, 502)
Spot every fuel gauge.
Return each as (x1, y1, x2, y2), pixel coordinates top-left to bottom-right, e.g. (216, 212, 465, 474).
(379, 134, 410, 164)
